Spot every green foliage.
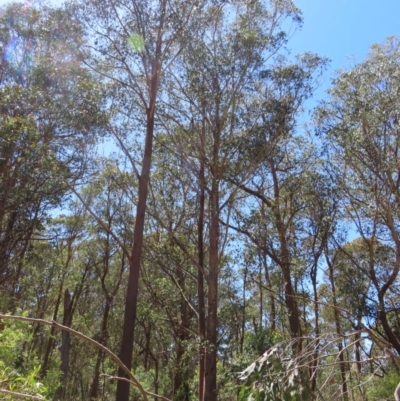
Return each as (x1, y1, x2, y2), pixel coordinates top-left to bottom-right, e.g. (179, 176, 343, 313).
(244, 329, 283, 357)
(0, 314, 50, 400)
(3, 0, 400, 399)
(316, 36, 400, 355)
(238, 345, 305, 401)
(0, 2, 107, 290)
(367, 374, 399, 401)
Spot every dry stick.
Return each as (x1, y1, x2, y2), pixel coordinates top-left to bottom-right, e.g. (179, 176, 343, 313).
(0, 314, 172, 401)
(0, 388, 44, 400)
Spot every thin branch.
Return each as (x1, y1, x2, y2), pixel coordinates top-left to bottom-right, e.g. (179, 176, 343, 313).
(0, 315, 168, 401)
(0, 389, 44, 400)
(65, 181, 130, 259)
(101, 375, 171, 401)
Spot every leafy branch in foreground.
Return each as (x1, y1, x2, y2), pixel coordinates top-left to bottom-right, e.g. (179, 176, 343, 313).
(0, 314, 171, 401)
(233, 259, 400, 401)
(238, 326, 398, 401)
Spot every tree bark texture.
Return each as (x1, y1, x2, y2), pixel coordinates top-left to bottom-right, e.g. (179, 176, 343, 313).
(116, 57, 160, 400)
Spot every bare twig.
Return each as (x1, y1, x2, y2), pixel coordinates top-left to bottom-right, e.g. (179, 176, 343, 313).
(0, 388, 44, 400)
(101, 375, 171, 401)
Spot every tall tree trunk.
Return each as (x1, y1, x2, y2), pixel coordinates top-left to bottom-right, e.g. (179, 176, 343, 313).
(240, 266, 247, 354)
(204, 124, 220, 401)
(276, 223, 302, 343)
(271, 163, 311, 400)
(56, 289, 73, 401)
(197, 116, 206, 401)
(89, 300, 110, 400)
(116, 62, 159, 401)
(310, 272, 320, 393)
(40, 283, 63, 378)
(281, 262, 302, 340)
(262, 250, 276, 331)
(258, 257, 263, 334)
(173, 267, 190, 401)
(326, 254, 349, 401)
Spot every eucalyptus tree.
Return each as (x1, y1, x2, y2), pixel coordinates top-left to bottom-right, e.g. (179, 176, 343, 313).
(145, 136, 202, 399)
(66, 0, 205, 398)
(68, 0, 305, 399)
(76, 160, 134, 400)
(209, 53, 327, 400)
(227, 54, 326, 344)
(316, 36, 400, 354)
(160, 1, 307, 398)
(0, 3, 106, 296)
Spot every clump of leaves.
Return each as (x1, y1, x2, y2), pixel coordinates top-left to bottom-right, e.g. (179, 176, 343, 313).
(237, 344, 305, 401)
(367, 373, 399, 401)
(0, 313, 50, 400)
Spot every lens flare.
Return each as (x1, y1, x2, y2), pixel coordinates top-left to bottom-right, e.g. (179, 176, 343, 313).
(0, 0, 82, 89)
(1, 0, 35, 86)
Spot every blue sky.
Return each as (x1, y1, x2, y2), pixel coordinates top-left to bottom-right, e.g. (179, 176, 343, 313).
(1, 0, 399, 99)
(2, 0, 399, 71)
(288, 0, 400, 97)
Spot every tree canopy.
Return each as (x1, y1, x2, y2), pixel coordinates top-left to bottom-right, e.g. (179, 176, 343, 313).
(1, 2, 400, 401)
